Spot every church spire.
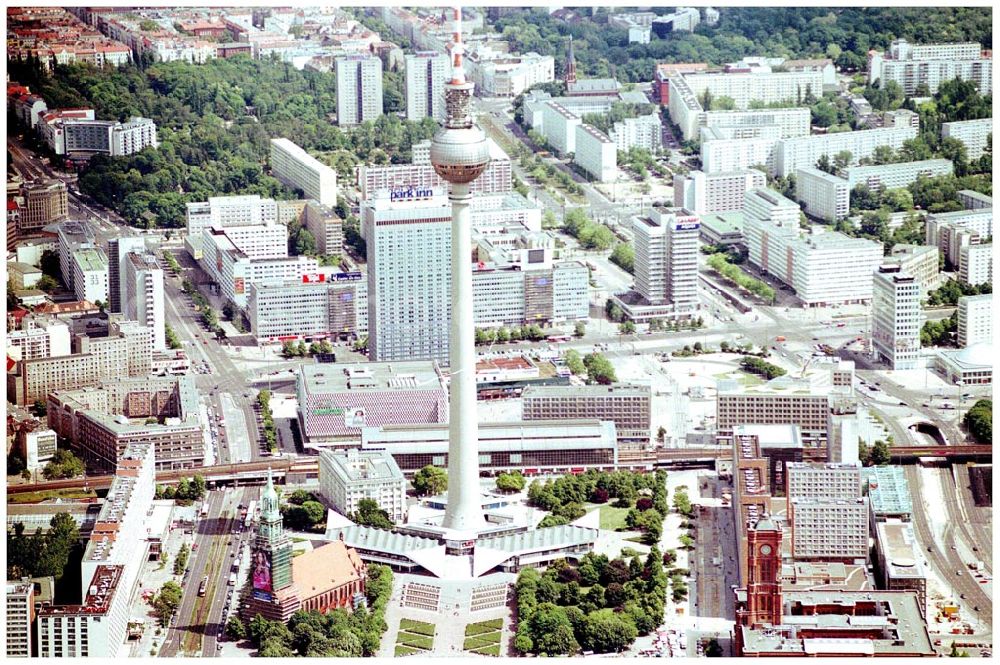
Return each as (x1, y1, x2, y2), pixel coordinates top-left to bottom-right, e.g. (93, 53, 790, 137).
(261, 467, 280, 523)
(565, 35, 577, 86)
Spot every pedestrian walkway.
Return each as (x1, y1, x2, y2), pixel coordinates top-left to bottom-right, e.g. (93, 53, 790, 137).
(380, 573, 515, 657)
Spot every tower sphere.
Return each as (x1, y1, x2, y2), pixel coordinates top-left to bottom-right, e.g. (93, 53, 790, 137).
(430, 124, 490, 184)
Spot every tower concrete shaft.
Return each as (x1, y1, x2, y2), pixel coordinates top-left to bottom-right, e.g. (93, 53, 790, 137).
(441, 181, 485, 532)
(430, 7, 491, 534)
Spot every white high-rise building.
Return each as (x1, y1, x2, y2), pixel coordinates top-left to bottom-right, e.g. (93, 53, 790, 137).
(574, 124, 617, 182)
(787, 462, 867, 561)
(868, 39, 991, 96)
(941, 118, 994, 160)
(872, 265, 923, 370)
(269, 138, 338, 207)
(122, 252, 165, 351)
(681, 69, 824, 111)
(200, 222, 317, 309)
(185, 195, 278, 241)
(539, 102, 581, 155)
(633, 207, 699, 309)
(774, 121, 919, 177)
(71, 247, 109, 305)
(362, 191, 452, 363)
(957, 294, 992, 348)
(16, 426, 57, 472)
(745, 190, 882, 306)
(336, 55, 384, 126)
(698, 107, 811, 141)
(652, 7, 700, 34)
(6, 580, 34, 658)
(700, 132, 779, 174)
(959, 243, 992, 286)
(796, 167, 850, 222)
(790, 232, 883, 307)
(465, 43, 554, 98)
(744, 188, 801, 226)
(610, 113, 663, 153)
(358, 138, 512, 199)
(887, 244, 942, 296)
(673, 169, 766, 214)
(318, 448, 408, 523)
(405, 51, 449, 123)
(248, 274, 368, 342)
(6, 315, 71, 361)
(843, 159, 954, 192)
(57, 220, 94, 294)
(787, 462, 862, 500)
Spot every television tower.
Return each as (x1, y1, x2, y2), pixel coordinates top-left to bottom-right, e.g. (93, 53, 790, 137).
(430, 7, 491, 533)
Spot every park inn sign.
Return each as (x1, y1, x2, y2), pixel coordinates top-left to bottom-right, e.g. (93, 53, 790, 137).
(390, 186, 435, 202)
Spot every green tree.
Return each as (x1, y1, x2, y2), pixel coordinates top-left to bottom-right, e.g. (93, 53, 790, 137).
(412, 465, 448, 496)
(42, 449, 85, 480)
(152, 581, 183, 626)
(574, 321, 586, 338)
(963, 399, 992, 444)
(579, 609, 638, 653)
(583, 353, 617, 384)
(564, 349, 586, 376)
(226, 615, 247, 640)
(870, 440, 892, 466)
(496, 471, 527, 493)
(173, 543, 190, 575)
(739, 357, 787, 380)
(609, 242, 635, 274)
(7, 452, 27, 476)
(350, 498, 393, 529)
(605, 298, 625, 322)
(706, 638, 724, 657)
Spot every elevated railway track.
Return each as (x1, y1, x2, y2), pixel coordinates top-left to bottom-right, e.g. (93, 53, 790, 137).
(8, 445, 990, 495)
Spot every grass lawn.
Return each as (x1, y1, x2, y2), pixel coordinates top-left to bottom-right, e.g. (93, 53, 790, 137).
(399, 619, 435, 636)
(397, 632, 433, 650)
(8, 488, 98, 504)
(394, 645, 420, 657)
(465, 619, 503, 636)
(599, 504, 631, 531)
(470, 643, 502, 656)
(713, 370, 763, 387)
(464, 632, 501, 650)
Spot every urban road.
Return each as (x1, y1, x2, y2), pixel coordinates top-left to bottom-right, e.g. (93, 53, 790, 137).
(159, 486, 257, 658)
(906, 464, 992, 631)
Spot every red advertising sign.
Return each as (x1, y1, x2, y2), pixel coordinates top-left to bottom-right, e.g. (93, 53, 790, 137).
(302, 273, 326, 283)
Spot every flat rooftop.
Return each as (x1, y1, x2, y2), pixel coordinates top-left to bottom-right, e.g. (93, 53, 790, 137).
(476, 356, 535, 373)
(782, 561, 873, 591)
(742, 590, 934, 656)
(38, 564, 122, 617)
(521, 383, 651, 399)
(876, 521, 926, 580)
(733, 424, 803, 449)
(319, 448, 405, 483)
(73, 247, 107, 272)
(300, 361, 443, 395)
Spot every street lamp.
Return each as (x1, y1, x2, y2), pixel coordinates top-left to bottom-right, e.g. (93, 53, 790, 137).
(956, 380, 964, 422)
